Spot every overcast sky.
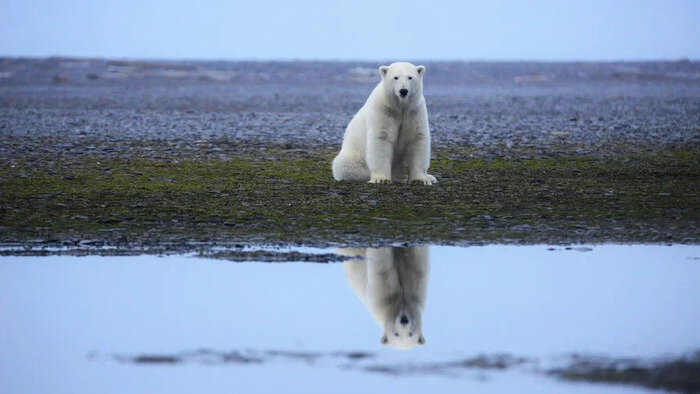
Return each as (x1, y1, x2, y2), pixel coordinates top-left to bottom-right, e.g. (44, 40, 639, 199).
(0, 0, 697, 60)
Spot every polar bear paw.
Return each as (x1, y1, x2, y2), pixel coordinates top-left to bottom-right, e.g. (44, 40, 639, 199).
(369, 177, 392, 184)
(410, 178, 431, 185)
(410, 174, 437, 185)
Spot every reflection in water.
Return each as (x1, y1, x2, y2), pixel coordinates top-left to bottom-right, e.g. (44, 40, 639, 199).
(2, 245, 698, 393)
(339, 247, 429, 350)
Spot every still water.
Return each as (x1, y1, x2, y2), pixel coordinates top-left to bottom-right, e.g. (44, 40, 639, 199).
(1, 245, 698, 393)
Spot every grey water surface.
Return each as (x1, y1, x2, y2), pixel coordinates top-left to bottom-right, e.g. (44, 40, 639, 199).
(0, 244, 698, 393)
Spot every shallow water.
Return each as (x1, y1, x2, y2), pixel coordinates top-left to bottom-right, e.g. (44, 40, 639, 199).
(0, 244, 698, 393)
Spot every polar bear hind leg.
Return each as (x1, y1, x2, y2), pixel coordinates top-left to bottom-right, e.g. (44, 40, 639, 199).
(332, 154, 370, 181)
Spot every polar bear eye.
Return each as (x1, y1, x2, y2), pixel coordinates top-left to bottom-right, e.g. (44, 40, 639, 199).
(394, 333, 399, 337)
(408, 76, 412, 80)
(393, 76, 398, 80)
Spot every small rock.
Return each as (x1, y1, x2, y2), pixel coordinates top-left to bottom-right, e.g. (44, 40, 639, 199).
(52, 74, 68, 84)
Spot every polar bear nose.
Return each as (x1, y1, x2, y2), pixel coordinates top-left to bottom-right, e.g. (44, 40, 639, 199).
(399, 89, 408, 97)
(400, 315, 409, 325)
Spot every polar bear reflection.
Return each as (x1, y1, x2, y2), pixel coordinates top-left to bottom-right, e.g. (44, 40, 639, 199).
(340, 247, 429, 349)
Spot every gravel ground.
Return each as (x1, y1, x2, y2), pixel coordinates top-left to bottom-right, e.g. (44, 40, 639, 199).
(0, 57, 698, 157)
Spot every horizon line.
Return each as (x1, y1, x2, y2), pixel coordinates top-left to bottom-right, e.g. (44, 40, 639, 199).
(1, 54, 696, 64)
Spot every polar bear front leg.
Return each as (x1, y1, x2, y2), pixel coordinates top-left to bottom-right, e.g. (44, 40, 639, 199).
(406, 136, 435, 185)
(366, 126, 396, 184)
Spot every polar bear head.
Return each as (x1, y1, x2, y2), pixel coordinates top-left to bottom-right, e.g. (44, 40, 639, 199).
(380, 302, 425, 349)
(379, 62, 425, 103)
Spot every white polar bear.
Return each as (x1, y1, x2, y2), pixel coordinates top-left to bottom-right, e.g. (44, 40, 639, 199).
(339, 247, 430, 349)
(332, 62, 437, 185)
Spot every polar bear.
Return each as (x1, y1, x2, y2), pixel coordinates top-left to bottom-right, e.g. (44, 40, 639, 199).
(332, 62, 437, 185)
(340, 247, 430, 349)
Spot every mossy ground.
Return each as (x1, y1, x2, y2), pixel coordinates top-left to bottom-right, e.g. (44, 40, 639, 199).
(0, 147, 697, 247)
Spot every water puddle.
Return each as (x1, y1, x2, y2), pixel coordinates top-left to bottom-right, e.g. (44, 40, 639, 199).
(1, 244, 698, 393)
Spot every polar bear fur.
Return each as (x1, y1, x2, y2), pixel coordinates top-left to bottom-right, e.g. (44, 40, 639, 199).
(332, 62, 437, 185)
(340, 247, 429, 349)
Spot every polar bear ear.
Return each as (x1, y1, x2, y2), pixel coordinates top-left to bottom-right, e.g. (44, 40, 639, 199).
(381, 335, 389, 345)
(418, 336, 425, 345)
(416, 65, 426, 76)
(379, 66, 390, 78)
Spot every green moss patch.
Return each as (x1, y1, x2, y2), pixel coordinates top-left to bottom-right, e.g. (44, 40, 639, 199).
(0, 147, 697, 247)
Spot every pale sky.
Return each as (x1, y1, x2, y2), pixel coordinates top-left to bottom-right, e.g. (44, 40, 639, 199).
(0, 0, 697, 60)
